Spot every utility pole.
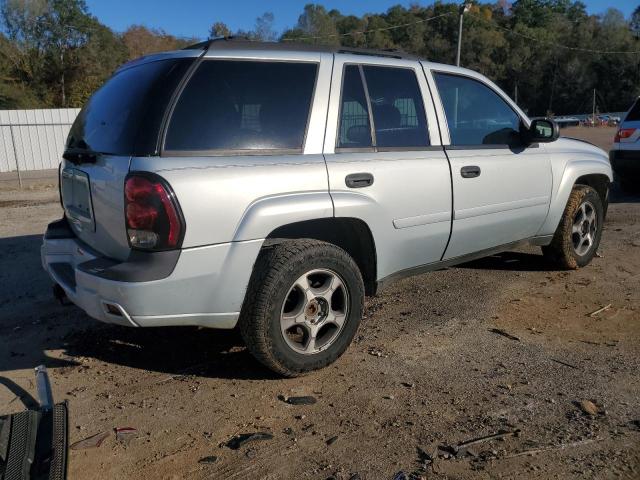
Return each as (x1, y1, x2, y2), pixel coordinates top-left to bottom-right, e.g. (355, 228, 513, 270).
(592, 88, 596, 126)
(456, 3, 472, 67)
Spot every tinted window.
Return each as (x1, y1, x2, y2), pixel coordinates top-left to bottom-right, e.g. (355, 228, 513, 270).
(337, 65, 372, 148)
(434, 73, 521, 146)
(165, 61, 318, 152)
(625, 98, 640, 121)
(362, 66, 429, 148)
(67, 59, 192, 155)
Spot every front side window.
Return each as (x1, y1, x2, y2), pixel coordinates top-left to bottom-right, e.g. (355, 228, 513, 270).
(337, 64, 429, 150)
(165, 60, 318, 152)
(433, 72, 522, 146)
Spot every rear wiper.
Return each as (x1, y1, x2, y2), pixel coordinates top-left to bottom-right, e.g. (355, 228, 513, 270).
(62, 148, 99, 165)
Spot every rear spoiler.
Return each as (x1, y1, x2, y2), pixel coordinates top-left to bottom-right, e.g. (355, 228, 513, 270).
(0, 366, 68, 480)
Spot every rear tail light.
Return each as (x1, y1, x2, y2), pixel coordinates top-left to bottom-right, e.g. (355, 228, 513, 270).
(124, 173, 185, 250)
(614, 128, 636, 142)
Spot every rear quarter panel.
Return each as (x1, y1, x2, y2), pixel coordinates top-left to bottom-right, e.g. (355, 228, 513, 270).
(130, 155, 333, 247)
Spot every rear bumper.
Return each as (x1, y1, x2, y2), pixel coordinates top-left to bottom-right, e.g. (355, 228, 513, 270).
(41, 218, 262, 328)
(610, 149, 640, 177)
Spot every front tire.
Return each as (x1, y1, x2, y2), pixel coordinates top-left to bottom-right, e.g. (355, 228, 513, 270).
(542, 185, 604, 269)
(239, 239, 364, 377)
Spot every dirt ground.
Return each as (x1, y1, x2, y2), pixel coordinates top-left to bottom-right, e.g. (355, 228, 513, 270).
(1, 126, 638, 479)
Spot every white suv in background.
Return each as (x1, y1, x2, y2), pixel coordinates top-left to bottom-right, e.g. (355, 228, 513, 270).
(611, 97, 640, 192)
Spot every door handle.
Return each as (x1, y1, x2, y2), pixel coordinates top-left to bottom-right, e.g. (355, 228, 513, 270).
(345, 173, 374, 188)
(460, 165, 481, 178)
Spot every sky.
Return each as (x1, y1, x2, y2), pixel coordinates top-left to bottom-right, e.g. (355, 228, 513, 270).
(84, 0, 637, 40)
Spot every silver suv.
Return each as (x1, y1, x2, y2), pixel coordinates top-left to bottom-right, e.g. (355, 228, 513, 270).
(42, 39, 612, 376)
(611, 96, 640, 192)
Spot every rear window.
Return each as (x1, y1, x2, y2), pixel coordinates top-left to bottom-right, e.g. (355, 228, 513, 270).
(625, 98, 640, 121)
(67, 58, 193, 155)
(164, 60, 318, 153)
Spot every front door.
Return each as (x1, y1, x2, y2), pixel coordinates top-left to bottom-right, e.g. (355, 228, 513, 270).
(428, 69, 552, 260)
(323, 55, 453, 281)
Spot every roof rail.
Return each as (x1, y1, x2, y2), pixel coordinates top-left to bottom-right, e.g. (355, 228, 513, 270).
(336, 47, 417, 60)
(182, 37, 421, 61)
(182, 36, 253, 50)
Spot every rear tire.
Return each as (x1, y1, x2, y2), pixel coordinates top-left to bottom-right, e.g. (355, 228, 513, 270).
(542, 185, 603, 269)
(239, 239, 364, 377)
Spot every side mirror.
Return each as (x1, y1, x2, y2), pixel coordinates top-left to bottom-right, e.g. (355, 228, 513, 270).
(528, 118, 559, 143)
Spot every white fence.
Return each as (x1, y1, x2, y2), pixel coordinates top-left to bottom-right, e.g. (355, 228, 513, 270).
(0, 108, 80, 175)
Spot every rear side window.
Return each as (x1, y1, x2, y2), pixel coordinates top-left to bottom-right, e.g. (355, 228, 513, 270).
(337, 64, 429, 150)
(434, 72, 521, 146)
(337, 65, 372, 148)
(165, 60, 318, 153)
(625, 98, 640, 121)
(362, 66, 429, 148)
(67, 58, 193, 155)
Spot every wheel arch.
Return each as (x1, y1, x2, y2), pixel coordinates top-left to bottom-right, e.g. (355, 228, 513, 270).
(574, 173, 610, 217)
(266, 217, 378, 296)
(537, 159, 612, 237)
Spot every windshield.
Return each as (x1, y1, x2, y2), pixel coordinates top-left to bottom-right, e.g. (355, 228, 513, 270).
(66, 58, 193, 156)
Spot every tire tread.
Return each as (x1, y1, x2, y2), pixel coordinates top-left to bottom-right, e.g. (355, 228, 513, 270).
(543, 185, 602, 269)
(239, 239, 363, 377)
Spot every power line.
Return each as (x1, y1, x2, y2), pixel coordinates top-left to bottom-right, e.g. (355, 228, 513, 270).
(469, 11, 640, 55)
(282, 11, 454, 42)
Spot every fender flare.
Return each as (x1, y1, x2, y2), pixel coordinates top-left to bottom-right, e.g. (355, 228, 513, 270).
(232, 191, 334, 242)
(537, 159, 613, 237)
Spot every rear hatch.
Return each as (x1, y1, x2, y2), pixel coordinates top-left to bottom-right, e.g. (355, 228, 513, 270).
(616, 98, 640, 150)
(61, 53, 197, 260)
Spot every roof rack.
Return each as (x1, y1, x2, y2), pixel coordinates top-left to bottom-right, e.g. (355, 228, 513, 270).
(183, 37, 421, 61)
(336, 47, 417, 60)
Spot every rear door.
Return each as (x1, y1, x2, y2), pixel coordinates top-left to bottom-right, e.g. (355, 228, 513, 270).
(61, 53, 197, 260)
(427, 68, 552, 260)
(323, 55, 452, 280)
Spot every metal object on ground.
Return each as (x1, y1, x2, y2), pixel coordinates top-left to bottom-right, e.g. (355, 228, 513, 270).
(35, 366, 54, 412)
(0, 365, 68, 480)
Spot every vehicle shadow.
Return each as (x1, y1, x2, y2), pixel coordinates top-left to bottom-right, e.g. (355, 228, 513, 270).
(0, 233, 278, 381)
(63, 324, 280, 381)
(456, 250, 558, 273)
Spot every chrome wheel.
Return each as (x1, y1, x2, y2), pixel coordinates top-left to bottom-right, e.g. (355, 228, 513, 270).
(572, 200, 597, 256)
(280, 268, 349, 355)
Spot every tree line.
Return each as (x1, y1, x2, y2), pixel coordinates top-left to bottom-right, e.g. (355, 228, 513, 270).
(1, 0, 639, 116)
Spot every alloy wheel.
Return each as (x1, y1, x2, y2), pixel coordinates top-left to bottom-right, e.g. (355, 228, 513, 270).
(280, 268, 349, 355)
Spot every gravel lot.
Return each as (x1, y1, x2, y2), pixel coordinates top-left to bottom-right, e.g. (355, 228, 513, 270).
(0, 126, 638, 479)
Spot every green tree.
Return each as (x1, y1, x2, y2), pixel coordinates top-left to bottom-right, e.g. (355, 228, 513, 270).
(630, 5, 640, 36)
(254, 12, 276, 41)
(282, 4, 340, 45)
(1, 0, 96, 106)
(122, 25, 187, 59)
(209, 21, 231, 39)
(43, 0, 93, 106)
